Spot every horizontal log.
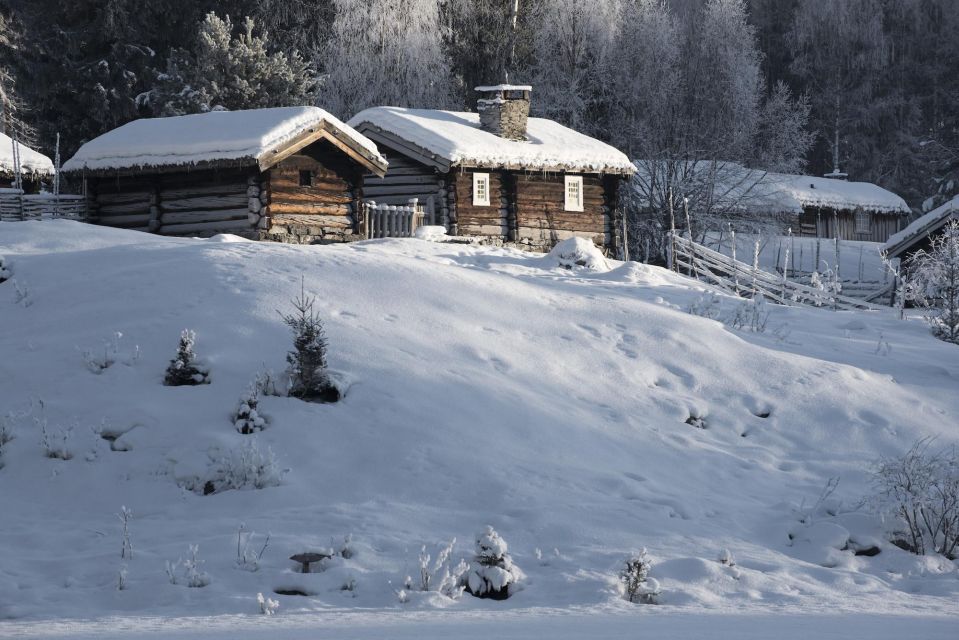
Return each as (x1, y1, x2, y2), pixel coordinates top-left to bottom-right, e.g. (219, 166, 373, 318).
(272, 214, 354, 228)
(362, 184, 439, 197)
(159, 169, 251, 189)
(372, 166, 437, 177)
(161, 194, 248, 212)
(460, 223, 509, 235)
(97, 204, 151, 217)
(369, 174, 442, 186)
(160, 184, 248, 201)
(92, 213, 151, 226)
(96, 190, 154, 206)
(160, 208, 250, 225)
(270, 202, 351, 216)
(159, 219, 252, 235)
(269, 188, 353, 204)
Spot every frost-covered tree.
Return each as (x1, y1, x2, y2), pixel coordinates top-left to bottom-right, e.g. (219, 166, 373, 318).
(0, 12, 36, 144)
(320, 0, 456, 118)
(163, 329, 209, 386)
(619, 548, 659, 604)
(233, 382, 266, 434)
(143, 13, 316, 116)
(904, 221, 959, 344)
(281, 284, 336, 401)
(525, 0, 622, 138)
(466, 526, 522, 599)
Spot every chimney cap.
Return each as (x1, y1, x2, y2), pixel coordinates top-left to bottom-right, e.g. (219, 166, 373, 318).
(475, 84, 532, 93)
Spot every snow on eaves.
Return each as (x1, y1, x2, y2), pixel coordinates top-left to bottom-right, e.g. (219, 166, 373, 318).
(347, 107, 635, 175)
(0, 132, 55, 177)
(882, 195, 959, 256)
(62, 106, 386, 173)
(775, 173, 909, 215)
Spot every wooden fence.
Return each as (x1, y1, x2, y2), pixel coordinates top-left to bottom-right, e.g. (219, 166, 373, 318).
(363, 199, 427, 239)
(668, 232, 888, 312)
(0, 189, 86, 221)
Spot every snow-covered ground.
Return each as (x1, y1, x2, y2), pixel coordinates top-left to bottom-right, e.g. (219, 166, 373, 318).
(1, 221, 957, 638)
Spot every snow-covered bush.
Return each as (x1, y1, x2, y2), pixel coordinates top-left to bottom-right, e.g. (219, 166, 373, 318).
(236, 523, 270, 571)
(281, 284, 337, 402)
(903, 220, 959, 344)
(12, 279, 30, 307)
(547, 237, 610, 271)
(416, 538, 469, 599)
(81, 331, 137, 374)
(233, 383, 267, 434)
(257, 592, 279, 615)
(255, 367, 284, 397)
(0, 255, 11, 283)
(717, 548, 735, 566)
(873, 439, 959, 559)
(163, 329, 209, 386)
(727, 295, 768, 332)
(167, 545, 210, 587)
(809, 264, 841, 308)
(687, 291, 721, 319)
(38, 417, 74, 461)
(204, 440, 285, 494)
(466, 527, 522, 600)
(619, 548, 660, 604)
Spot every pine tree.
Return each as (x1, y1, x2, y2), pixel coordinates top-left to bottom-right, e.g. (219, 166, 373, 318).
(281, 284, 337, 401)
(164, 329, 209, 386)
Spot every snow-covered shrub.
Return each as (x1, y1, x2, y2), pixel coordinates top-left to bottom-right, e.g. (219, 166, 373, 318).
(118, 506, 133, 560)
(255, 367, 284, 397)
(0, 255, 11, 283)
(717, 548, 735, 566)
(903, 220, 959, 344)
(281, 284, 338, 402)
(12, 279, 31, 307)
(415, 538, 469, 599)
(338, 534, 355, 559)
(727, 295, 768, 332)
(164, 329, 209, 386)
(257, 592, 279, 616)
(619, 548, 660, 604)
(167, 545, 210, 588)
(466, 527, 522, 600)
(38, 417, 74, 460)
(809, 264, 841, 307)
(236, 523, 270, 571)
(80, 331, 134, 374)
(547, 237, 610, 271)
(204, 440, 285, 494)
(687, 291, 721, 319)
(234, 382, 267, 434)
(873, 439, 959, 559)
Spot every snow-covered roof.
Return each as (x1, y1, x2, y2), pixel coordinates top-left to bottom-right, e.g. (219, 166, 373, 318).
(882, 195, 959, 258)
(632, 161, 909, 216)
(62, 107, 387, 176)
(347, 107, 635, 175)
(0, 132, 55, 178)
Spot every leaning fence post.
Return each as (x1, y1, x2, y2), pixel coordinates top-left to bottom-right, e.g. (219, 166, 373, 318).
(730, 226, 739, 296)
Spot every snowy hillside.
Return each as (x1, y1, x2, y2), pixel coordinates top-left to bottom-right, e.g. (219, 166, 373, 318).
(0, 221, 957, 638)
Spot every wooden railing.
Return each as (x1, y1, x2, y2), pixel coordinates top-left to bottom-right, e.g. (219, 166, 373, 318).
(668, 232, 888, 312)
(0, 189, 87, 221)
(363, 199, 427, 239)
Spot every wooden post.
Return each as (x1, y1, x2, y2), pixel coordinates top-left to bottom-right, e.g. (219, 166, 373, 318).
(730, 225, 738, 295)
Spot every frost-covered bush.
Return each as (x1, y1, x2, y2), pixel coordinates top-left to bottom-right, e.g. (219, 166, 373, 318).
(236, 523, 270, 571)
(38, 417, 74, 461)
(809, 265, 841, 307)
(205, 440, 285, 494)
(167, 544, 210, 587)
(727, 295, 768, 332)
(873, 439, 959, 559)
(234, 383, 267, 434)
(620, 548, 660, 604)
(81, 331, 138, 374)
(903, 220, 959, 344)
(466, 527, 522, 600)
(416, 538, 468, 599)
(164, 329, 209, 386)
(257, 592, 279, 615)
(118, 506, 133, 560)
(281, 285, 338, 402)
(687, 291, 721, 319)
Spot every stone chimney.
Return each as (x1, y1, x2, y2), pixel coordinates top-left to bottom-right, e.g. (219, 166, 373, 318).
(475, 84, 531, 141)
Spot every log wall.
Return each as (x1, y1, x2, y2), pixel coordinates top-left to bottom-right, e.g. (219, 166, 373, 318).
(453, 170, 510, 239)
(262, 143, 363, 244)
(512, 173, 611, 251)
(360, 149, 446, 225)
(797, 207, 903, 243)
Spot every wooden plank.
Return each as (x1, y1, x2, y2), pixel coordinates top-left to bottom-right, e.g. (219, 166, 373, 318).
(269, 202, 351, 216)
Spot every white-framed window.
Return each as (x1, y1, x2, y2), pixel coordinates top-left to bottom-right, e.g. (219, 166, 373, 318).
(564, 175, 584, 212)
(854, 208, 871, 234)
(472, 172, 491, 207)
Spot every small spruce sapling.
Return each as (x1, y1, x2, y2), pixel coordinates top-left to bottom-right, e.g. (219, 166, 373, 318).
(234, 382, 266, 434)
(280, 282, 338, 402)
(163, 330, 209, 386)
(466, 527, 522, 600)
(620, 548, 660, 604)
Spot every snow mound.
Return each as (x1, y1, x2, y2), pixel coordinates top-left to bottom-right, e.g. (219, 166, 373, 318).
(414, 225, 449, 242)
(545, 237, 609, 271)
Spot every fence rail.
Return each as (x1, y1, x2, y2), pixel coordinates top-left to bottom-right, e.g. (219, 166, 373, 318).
(0, 189, 86, 221)
(669, 232, 888, 312)
(363, 199, 426, 239)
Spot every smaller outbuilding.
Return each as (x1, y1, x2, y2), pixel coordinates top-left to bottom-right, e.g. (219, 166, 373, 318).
(62, 107, 387, 242)
(882, 195, 959, 263)
(0, 132, 54, 193)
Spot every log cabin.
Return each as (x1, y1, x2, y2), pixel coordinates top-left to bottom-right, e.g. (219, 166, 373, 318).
(61, 107, 387, 242)
(348, 86, 635, 253)
(0, 132, 54, 194)
(882, 195, 958, 264)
